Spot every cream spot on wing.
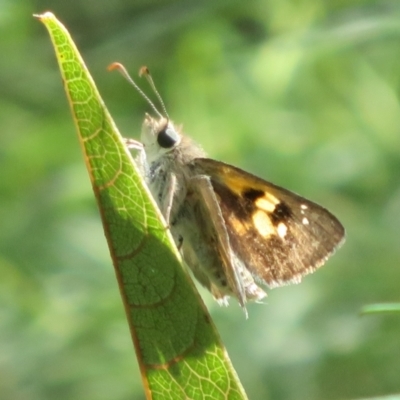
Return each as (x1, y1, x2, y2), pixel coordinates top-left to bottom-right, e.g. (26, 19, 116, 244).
(252, 210, 274, 237)
(277, 222, 287, 238)
(255, 197, 276, 212)
(300, 204, 308, 215)
(265, 193, 280, 204)
(302, 217, 309, 225)
(255, 192, 279, 213)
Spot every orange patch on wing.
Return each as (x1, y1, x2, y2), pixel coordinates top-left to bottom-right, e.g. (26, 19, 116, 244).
(228, 216, 250, 236)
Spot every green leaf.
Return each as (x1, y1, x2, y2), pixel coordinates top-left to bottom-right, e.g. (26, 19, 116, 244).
(35, 11, 248, 400)
(361, 303, 400, 316)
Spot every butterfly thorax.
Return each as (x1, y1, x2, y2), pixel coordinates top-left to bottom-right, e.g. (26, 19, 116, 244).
(139, 115, 206, 225)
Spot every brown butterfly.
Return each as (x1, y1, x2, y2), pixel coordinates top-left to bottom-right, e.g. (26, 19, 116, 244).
(111, 63, 345, 314)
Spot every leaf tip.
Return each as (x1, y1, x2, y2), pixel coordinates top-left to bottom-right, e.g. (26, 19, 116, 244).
(33, 11, 55, 21)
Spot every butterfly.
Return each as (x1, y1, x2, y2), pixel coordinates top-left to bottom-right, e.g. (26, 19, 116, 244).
(110, 63, 345, 314)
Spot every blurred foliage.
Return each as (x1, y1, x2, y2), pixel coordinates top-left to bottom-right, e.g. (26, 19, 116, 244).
(1, 1, 400, 399)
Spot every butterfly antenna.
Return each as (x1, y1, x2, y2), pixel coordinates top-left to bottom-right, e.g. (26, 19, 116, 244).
(108, 62, 163, 118)
(139, 66, 170, 120)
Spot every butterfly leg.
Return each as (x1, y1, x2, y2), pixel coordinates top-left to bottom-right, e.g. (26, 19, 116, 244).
(123, 137, 143, 150)
(160, 173, 177, 225)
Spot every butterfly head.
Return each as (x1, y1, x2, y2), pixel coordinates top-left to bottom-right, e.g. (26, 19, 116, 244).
(141, 114, 181, 162)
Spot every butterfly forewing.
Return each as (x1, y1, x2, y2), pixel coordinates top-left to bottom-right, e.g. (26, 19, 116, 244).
(190, 158, 345, 288)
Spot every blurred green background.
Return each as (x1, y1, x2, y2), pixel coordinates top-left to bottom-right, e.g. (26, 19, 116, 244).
(2, 1, 400, 399)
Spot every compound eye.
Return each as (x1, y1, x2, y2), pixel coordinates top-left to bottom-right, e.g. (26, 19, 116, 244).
(157, 126, 179, 149)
